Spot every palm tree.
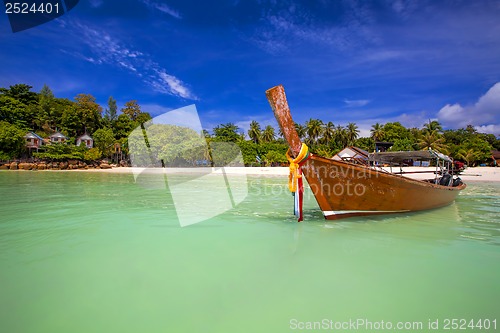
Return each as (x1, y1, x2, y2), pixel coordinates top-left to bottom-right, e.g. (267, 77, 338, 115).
(277, 128, 284, 139)
(248, 120, 261, 144)
(465, 124, 477, 134)
(370, 123, 385, 141)
(418, 130, 446, 151)
(408, 127, 422, 150)
(457, 148, 478, 166)
(261, 125, 276, 142)
(423, 120, 443, 134)
(305, 118, 324, 144)
(294, 122, 307, 140)
(202, 129, 211, 139)
(321, 121, 335, 145)
(346, 122, 359, 146)
(335, 125, 348, 148)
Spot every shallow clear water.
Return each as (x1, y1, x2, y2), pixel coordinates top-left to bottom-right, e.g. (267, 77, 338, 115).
(0, 171, 499, 333)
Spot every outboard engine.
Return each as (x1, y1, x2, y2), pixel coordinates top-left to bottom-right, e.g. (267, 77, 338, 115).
(452, 177, 463, 187)
(439, 172, 452, 186)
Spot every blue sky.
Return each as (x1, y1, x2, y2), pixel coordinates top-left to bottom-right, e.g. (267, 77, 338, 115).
(1, 0, 499, 137)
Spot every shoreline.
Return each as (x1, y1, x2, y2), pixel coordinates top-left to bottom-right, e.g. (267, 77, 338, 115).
(4, 166, 499, 182)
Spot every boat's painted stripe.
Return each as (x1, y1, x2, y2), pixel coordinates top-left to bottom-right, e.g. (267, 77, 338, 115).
(323, 210, 410, 216)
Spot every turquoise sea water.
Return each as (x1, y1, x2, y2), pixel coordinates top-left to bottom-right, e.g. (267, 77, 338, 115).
(0, 171, 499, 333)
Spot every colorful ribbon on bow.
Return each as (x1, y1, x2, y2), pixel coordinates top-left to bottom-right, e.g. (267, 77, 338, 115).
(286, 143, 311, 222)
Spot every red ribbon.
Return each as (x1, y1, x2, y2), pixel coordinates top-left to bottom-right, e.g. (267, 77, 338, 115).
(296, 155, 311, 222)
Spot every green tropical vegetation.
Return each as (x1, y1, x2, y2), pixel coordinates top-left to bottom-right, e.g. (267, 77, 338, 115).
(0, 83, 151, 161)
(0, 84, 499, 167)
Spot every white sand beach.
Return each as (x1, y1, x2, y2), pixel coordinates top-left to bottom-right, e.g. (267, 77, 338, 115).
(72, 166, 500, 182)
(381, 166, 500, 182)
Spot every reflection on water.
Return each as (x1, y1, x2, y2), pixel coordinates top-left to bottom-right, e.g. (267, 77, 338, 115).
(239, 176, 499, 241)
(0, 172, 499, 333)
(455, 183, 500, 245)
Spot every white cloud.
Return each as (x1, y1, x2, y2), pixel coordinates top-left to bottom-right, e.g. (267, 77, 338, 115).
(344, 99, 371, 107)
(474, 83, 500, 123)
(155, 4, 182, 19)
(475, 124, 500, 135)
(394, 112, 430, 129)
(437, 103, 467, 126)
(140, 0, 182, 19)
(61, 19, 196, 100)
(437, 82, 500, 135)
(154, 70, 195, 99)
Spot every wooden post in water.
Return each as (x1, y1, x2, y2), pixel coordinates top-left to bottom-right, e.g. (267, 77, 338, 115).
(266, 85, 302, 156)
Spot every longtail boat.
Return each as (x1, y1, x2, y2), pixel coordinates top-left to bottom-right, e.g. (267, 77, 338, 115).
(266, 85, 466, 221)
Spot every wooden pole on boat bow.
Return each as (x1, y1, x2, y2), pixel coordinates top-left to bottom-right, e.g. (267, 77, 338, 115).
(266, 85, 302, 156)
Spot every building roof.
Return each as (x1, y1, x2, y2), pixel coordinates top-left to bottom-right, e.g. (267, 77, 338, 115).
(77, 133, 93, 140)
(349, 146, 369, 157)
(369, 149, 452, 163)
(332, 146, 369, 161)
(25, 131, 44, 140)
(492, 150, 500, 159)
(50, 131, 67, 139)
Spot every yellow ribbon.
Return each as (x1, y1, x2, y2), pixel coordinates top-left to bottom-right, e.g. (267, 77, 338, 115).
(286, 143, 309, 193)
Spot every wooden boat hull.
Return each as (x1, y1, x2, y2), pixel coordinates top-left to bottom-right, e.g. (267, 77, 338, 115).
(266, 84, 466, 220)
(302, 154, 465, 219)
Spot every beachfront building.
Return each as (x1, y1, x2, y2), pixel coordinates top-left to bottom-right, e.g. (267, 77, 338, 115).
(76, 133, 93, 148)
(112, 143, 125, 163)
(49, 131, 67, 144)
(25, 132, 43, 150)
(492, 150, 500, 166)
(332, 146, 369, 164)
